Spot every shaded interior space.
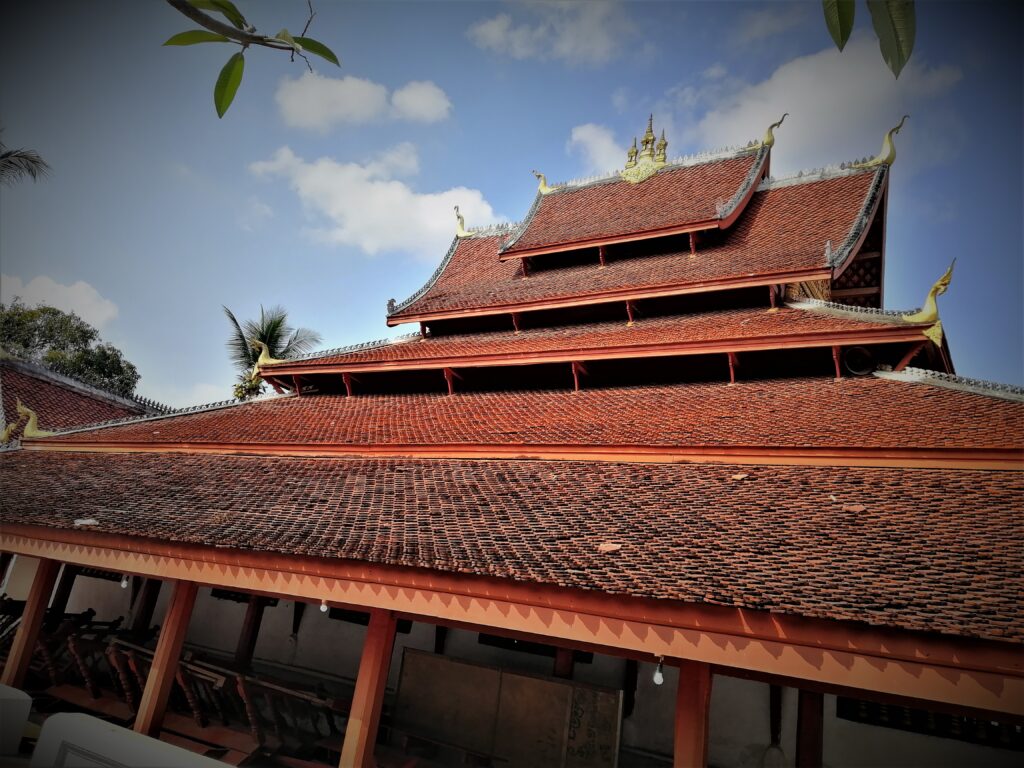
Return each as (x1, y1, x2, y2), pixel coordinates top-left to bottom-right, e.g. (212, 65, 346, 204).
(830, 192, 886, 309)
(4, 560, 1020, 768)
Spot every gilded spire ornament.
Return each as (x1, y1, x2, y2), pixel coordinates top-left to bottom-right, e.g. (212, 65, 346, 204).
(851, 115, 909, 169)
(531, 170, 555, 195)
(454, 205, 473, 238)
(620, 115, 668, 185)
(759, 113, 788, 149)
(903, 259, 954, 345)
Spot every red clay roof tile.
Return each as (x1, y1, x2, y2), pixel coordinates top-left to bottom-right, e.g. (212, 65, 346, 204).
(2, 451, 1020, 643)
(390, 170, 879, 321)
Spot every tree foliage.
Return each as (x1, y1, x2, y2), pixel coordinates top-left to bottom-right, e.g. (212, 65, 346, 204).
(0, 129, 50, 185)
(0, 300, 140, 397)
(823, 0, 915, 78)
(223, 305, 321, 399)
(164, 0, 340, 117)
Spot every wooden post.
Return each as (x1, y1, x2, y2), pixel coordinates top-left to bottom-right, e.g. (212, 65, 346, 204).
(626, 300, 636, 326)
(689, 231, 699, 256)
(340, 610, 397, 768)
(520, 258, 530, 278)
(768, 285, 778, 310)
(0, 558, 59, 688)
(571, 361, 587, 393)
(342, 372, 354, 397)
(727, 352, 738, 385)
(674, 660, 712, 768)
(46, 564, 79, 627)
(511, 312, 521, 334)
(293, 376, 303, 396)
(832, 346, 842, 380)
(234, 595, 266, 670)
(553, 648, 574, 679)
(895, 341, 926, 372)
(134, 580, 197, 736)
(130, 578, 163, 639)
(796, 689, 824, 768)
(598, 245, 607, 268)
(443, 367, 461, 396)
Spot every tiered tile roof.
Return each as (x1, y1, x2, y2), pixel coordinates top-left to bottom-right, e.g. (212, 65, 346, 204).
(388, 168, 881, 323)
(3, 451, 1021, 642)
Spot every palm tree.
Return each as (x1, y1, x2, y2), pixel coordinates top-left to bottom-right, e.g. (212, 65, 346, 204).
(223, 305, 322, 399)
(0, 130, 50, 185)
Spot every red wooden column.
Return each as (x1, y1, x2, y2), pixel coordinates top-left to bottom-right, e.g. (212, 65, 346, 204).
(0, 557, 59, 688)
(340, 609, 397, 768)
(234, 595, 267, 670)
(674, 660, 713, 768)
(796, 689, 824, 768)
(134, 580, 198, 736)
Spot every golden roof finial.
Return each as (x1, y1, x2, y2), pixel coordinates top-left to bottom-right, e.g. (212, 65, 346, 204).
(759, 112, 788, 149)
(621, 116, 667, 184)
(903, 259, 954, 344)
(625, 138, 638, 169)
(250, 340, 286, 381)
(454, 204, 473, 237)
(655, 130, 668, 163)
(531, 170, 554, 195)
(852, 115, 909, 169)
(16, 399, 54, 439)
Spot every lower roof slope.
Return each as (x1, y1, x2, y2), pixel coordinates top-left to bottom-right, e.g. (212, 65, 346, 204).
(32, 375, 1023, 453)
(2, 451, 1021, 644)
(389, 170, 879, 323)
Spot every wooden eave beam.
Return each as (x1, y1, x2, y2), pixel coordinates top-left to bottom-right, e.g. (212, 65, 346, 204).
(499, 220, 720, 261)
(20, 440, 1024, 471)
(2, 524, 1022, 717)
(265, 327, 931, 378)
(385, 268, 833, 327)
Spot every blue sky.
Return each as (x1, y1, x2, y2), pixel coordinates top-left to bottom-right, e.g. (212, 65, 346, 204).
(1, 0, 1021, 406)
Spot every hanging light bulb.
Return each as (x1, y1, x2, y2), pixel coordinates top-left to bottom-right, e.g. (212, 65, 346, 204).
(120, 575, 129, 589)
(319, 599, 329, 613)
(653, 657, 665, 686)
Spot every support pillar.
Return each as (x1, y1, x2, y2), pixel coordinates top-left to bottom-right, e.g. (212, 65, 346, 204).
(134, 580, 197, 736)
(598, 245, 607, 268)
(727, 352, 738, 385)
(342, 372, 354, 397)
(689, 231, 699, 256)
(796, 689, 824, 768)
(674, 660, 712, 768)
(511, 312, 521, 334)
(234, 595, 266, 670)
(626, 300, 636, 326)
(340, 610, 397, 768)
(571, 361, 587, 393)
(46, 564, 79, 628)
(293, 376, 303, 396)
(832, 346, 842, 380)
(895, 341, 927, 372)
(130, 578, 163, 639)
(0, 558, 59, 688)
(443, 367, 461, 396)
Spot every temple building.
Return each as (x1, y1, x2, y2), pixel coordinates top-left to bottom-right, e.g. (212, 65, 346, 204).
(1, 117, 1022, 768)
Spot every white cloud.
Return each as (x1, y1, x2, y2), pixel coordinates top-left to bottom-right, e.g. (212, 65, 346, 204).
(275, 72, 451, 131)
(468, 1, 635, 66)
(734, 5, 806, 44)
(238, 197, 273, 232)
(390, 81, 452, 123)
(567, 124, 625, 174)
(1, 274, 118, 330)
(703, 64, 727, 80)
(670, 36, 962, 177)
(611, 86, 630, 113)
(250, 145, 500, 259)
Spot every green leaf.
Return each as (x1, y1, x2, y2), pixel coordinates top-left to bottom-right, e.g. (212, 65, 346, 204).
(294, 36, 341, 67)
(163, 29, 231, 46)
(188, 0, 246, 30)
(822, 0, 856, 51)
(275, 28, 297, 48)
(867, 0, 916, 78)
(214, 51, 245, 118)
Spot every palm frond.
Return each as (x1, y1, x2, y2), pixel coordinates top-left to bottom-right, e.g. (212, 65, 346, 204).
(0, 148, 50, 184)
(280, 327, 323, 358)
(223, 306, 255, 373)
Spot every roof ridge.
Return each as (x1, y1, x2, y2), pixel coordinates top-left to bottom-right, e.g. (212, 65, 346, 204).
(549, 142, 760, 193)
(282, 332, 423, 363)
(874, 366, 1024, 403)
(388, 236, 463, 317)
(758, 163, 878, 191)
(0, 356, 172, 414)
(786, 298, 921, 324)
(30, 391, 293, 438)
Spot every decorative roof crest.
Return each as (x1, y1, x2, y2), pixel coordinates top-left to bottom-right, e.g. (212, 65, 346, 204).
(454, 205, 473, 238)
(758, 113, 788, 149)
(531, 170, 556, 195)
(903, 259, 954, 345)
(851, 115, 908, 169)
(620, 115, 668, 185)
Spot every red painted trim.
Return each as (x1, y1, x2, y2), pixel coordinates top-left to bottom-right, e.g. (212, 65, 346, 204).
(267, 327, 929, 377)
(386, 268, 833, 327)
(21, 439, 1024, 471)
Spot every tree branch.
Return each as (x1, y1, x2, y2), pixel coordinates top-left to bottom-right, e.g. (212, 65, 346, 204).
(165, 0, 292, 50)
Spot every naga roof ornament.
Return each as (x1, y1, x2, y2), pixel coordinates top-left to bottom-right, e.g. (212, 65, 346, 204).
(531, 170, 556, 195)
(620, 115, 668, 185)
(758, 113, 788, 149)
(251, 340, 286, 379)
(903, 259, 954, 345)
(15, 399, 54, 439)
(454, 205, 473, 238)
(851, 115, 909, 169)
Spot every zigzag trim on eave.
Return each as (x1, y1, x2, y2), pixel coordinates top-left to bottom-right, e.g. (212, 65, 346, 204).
(874, 367, 1024, 403)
